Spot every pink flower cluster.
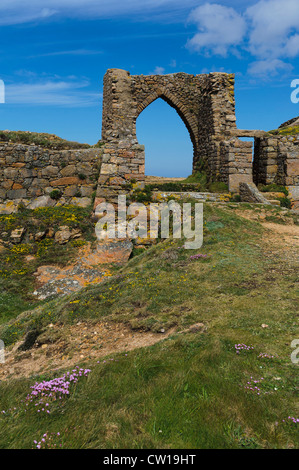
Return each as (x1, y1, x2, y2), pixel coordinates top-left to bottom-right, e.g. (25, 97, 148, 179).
(190, 254, 208, 260)
(282, 416, 299, 425)
(235, 343, 254, 354)
(34, 432, 61, 449)
(244, 377, 265, 396)
(258, 352, 276, 360)
(25, 367, 91, 414)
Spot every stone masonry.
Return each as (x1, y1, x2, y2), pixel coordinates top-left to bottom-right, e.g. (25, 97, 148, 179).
(253, 134, 299, 202)
(98, 68, 255, 196)
(0, 142, 103, 210)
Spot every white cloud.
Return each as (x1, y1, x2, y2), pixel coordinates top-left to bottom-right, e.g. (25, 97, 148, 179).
(6, 77, 101, 107)
(186, 3, 247, 57)
(153, 66, 165, 75)
(0, 7, 57, 26)
(246, 0, 299, 59)
(186, 1, 299, 76)
(248, 59, 293, 77)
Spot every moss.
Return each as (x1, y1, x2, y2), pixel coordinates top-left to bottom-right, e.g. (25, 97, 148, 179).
(131, 186, 153, 203)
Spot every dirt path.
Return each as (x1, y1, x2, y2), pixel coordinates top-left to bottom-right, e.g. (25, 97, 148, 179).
(234, 208, 299, 262)
(0, 322, 175, 381)
(0, 321, 206, 382)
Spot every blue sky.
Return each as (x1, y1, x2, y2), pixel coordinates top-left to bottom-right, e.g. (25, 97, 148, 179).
(0, 0, 299, 176)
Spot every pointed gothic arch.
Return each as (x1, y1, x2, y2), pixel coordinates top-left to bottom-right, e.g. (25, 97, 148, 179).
(135, 88, 198, 163)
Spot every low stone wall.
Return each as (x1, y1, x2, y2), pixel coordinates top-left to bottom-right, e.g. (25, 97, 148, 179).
(0, 142, 103, 211)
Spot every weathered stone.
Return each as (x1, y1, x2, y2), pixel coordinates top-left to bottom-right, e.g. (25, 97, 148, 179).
(70, 197, 91, 208)
(10, 227, 26, 244)
(239, 182, 271, 204)
(28, 195, 55, 210)
(60, 165, 76, 177)
(50, 177, 80, 186)
(34, 231, 46, 241)
(54, 226, 72, 244)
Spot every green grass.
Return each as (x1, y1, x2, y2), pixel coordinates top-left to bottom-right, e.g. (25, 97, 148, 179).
(0, 332, 298, 449)
(0, 202, 298, 448)
(259, 184, 289, 196)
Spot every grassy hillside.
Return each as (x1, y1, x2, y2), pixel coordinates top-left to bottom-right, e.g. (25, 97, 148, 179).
(0, 202, 298, 449)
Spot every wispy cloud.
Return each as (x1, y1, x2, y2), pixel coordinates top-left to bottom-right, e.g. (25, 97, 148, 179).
(0, 0, 199, 26)
(248, 59, 293, 77)
(5, 76, 101, 107)
(29, 49, 103, 59)
(152, 66, 166, 75)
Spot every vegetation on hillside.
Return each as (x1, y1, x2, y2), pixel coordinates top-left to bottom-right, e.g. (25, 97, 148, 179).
(269, 125, 299, 136)
(0, 130, 92, 150)
(0, 202, 298, 449)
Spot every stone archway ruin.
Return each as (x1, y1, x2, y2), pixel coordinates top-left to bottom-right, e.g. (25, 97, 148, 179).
(99, 68, 255, 194)
(95, 68, 299, 205)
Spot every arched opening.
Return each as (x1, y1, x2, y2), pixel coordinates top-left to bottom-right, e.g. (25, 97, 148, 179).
(136, 97, 194, 178)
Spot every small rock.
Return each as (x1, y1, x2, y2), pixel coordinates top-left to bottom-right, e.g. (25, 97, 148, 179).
(34, 231, 46, 241)
(188, 323, 206, 333)
(10, 227, 25, 244)
(70, 228, 82, 240)
(47, 228, 55, 238)
(28, 195, 55, 210)
(261, 324, 269, 328)
(55, 226, 72, 244)
(25, 255, 36, 263)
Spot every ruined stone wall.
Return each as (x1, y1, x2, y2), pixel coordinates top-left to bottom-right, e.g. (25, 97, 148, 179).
(250, 133, 299, 205)
(252, 134, 299, 198)
(99, 69, 241, 195)
(0, 142, 103, 209)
